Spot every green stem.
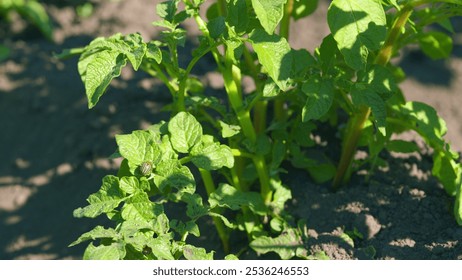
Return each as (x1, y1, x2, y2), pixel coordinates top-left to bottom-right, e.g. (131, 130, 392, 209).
(198, 168, 229, 254)
(274, 0, 294, 122)
(190, 6, 272, 204)
(332, 5, 414, 190)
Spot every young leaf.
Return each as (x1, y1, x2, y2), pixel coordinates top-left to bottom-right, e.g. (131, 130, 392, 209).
(168, 112, 203, 153)
(250, 228, 303, 259)
(249, 29, 292, 91)
(219, 121, 241, 138)
(115, 130, 162, 166)
(301, 77, 334, 122)
(418, 31, 453, 60)
(250, 0, 287, 34)
(208, 184, 267, 215)
(327, 0, 386, 70)
(73, 175, 126, 218)
(83, 242, 126, 260)
(69, 226, 118, 247)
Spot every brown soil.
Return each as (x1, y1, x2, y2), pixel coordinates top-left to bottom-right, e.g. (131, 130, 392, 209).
(0, 0, 461, 259)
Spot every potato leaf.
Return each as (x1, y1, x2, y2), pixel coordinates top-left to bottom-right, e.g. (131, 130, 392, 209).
(168, 112, 203, 153)
(418, 31, 453, 60)
(249, 29, 292, 91)
(302, 77, 334, 122)
(83, 242, 125, 260)
(115, 130, 162, 166)
(69, 226, 118, 247)
(327, 0, 386, 70)
(190, 137, 234, 170)
(73, 175, 126, 218)
(250, 228, 304, 259)
(250, 0, 286, 34)
(208, 184, 267, 215)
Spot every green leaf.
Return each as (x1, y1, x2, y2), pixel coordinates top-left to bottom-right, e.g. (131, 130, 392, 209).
(418, 31, 453, 60)
(182, 193, 209, 219)
(251, 0, 286, 34)
(250, 228, 304, 259)
(73, 176, 126, 218)
(455, 183, 462, 226)
(386, 140, 419, 153)
(249, 29, 292, 91)
(115, 130, 162, 166)
(302, 77, 334, 122)
(270, 179, 292, 212)
(363, 65, 398, 100)
(293, 0, 319, 20)
(327, 0, 386, 70)
(351, 88, 387, 135)
(224, 254, 239, 260)
(82, 50, 127, 108)
(209, 184, 267, 215)
(154, 160, 196, 197)
(119, 176, 140, 194)
(123, 33, 147, 70)
(69, 226, 118, 247)
(291, 49, 316, 78)
(190, 137, 234, 170)
(147, 236, 175, 260)
(226, 0, 249, 34)
(0, 44, 9, 62)
(183, 245, 214, 260)
(219, 121, 241, 138)
(121, 192, 163, 223)
(83, 242, 126, 260)
(432, 151, 461, 196)
(207, 16, 226, 39)
(168, 112, 203, 153)
(398, 101, 447, 147)
(17, 0, 53, 40)
(146, 41, 162, 63)
(156, 0, 179, 23)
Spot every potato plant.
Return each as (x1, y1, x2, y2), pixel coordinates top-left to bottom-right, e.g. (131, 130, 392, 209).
(63, 0, 462, 259)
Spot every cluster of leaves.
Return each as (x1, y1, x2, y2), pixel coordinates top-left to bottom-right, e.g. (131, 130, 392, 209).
(66, 0, 462, 259)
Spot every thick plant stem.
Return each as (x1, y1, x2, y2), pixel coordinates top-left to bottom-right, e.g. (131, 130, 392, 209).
(199, 168, 229, 254)
(332, 106, 371, 189)
(332, 4, 414, 190)
(274, 0, 294, 121)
